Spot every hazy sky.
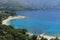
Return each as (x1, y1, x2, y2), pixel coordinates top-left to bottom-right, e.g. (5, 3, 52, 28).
(1, 0, 60, 9)
(16, 0, 60, 9)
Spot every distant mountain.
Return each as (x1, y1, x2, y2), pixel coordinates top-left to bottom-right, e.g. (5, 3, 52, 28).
(0, 0, 60, 10)
(0, 0, 48, 10)
(0, 0, 32, 11)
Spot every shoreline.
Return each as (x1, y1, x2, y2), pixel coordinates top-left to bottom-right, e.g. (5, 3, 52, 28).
(2, 16, 60, 40)
(37, 33, 60, 40)
(2, 16, 26, 25)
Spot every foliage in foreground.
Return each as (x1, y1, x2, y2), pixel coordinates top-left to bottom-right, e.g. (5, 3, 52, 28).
(0, 12, 38, 40)
(0, 24, 38, 40)
(0, 25, 29, 40)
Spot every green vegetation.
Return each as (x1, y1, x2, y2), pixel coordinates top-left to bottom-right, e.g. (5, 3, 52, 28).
(0, 24, 28, 40)
(31, 35, 37, 40)
(0, 24, 38, 40)
(0, 11, 60, 40)
(0, 11, 16, 20)
(0, 12, 38, 40)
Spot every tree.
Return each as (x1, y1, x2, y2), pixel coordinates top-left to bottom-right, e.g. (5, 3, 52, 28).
(8, 25, 14, 29)
(31, 35, 37, 40)
(0, 16, 2, 24)
(0, 36, 6, 40)
(5, 35, 14, 40)
(21, 29, 28, 34)
(0, 24, 29, 40)
(16, 29, 28, 34)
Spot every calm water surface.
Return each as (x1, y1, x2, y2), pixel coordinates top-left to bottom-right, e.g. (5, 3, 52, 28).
(9, 10, 60, 36)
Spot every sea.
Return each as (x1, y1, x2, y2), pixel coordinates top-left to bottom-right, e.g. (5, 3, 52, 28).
(9, 9, 60, 36)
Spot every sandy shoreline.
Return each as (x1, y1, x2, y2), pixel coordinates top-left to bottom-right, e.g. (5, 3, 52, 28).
(37, 33, 60, 40)
(2, 16, 60, 40)
(2, 16, 26, 25)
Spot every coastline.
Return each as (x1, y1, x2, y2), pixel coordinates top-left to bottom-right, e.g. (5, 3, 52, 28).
(37, 33, 60, 40)
(2, 16, 60, 40)
(2, 16, 26, 25)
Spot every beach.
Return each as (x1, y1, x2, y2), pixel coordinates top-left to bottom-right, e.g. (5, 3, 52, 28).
(2, 16, 26, 25)
(37, 33, 60, 40)
(2, 15, 60, 40)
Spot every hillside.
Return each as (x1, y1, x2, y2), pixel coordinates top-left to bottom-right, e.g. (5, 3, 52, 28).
(0, 0, 31, 11)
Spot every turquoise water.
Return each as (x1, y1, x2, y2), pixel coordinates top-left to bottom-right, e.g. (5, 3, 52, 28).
(9, 10, 60, 36)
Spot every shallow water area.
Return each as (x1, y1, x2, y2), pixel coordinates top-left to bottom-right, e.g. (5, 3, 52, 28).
(9, 10, 60, 36)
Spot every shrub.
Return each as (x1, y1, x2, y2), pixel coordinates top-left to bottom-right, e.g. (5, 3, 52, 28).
(0, 36, 6, 40)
